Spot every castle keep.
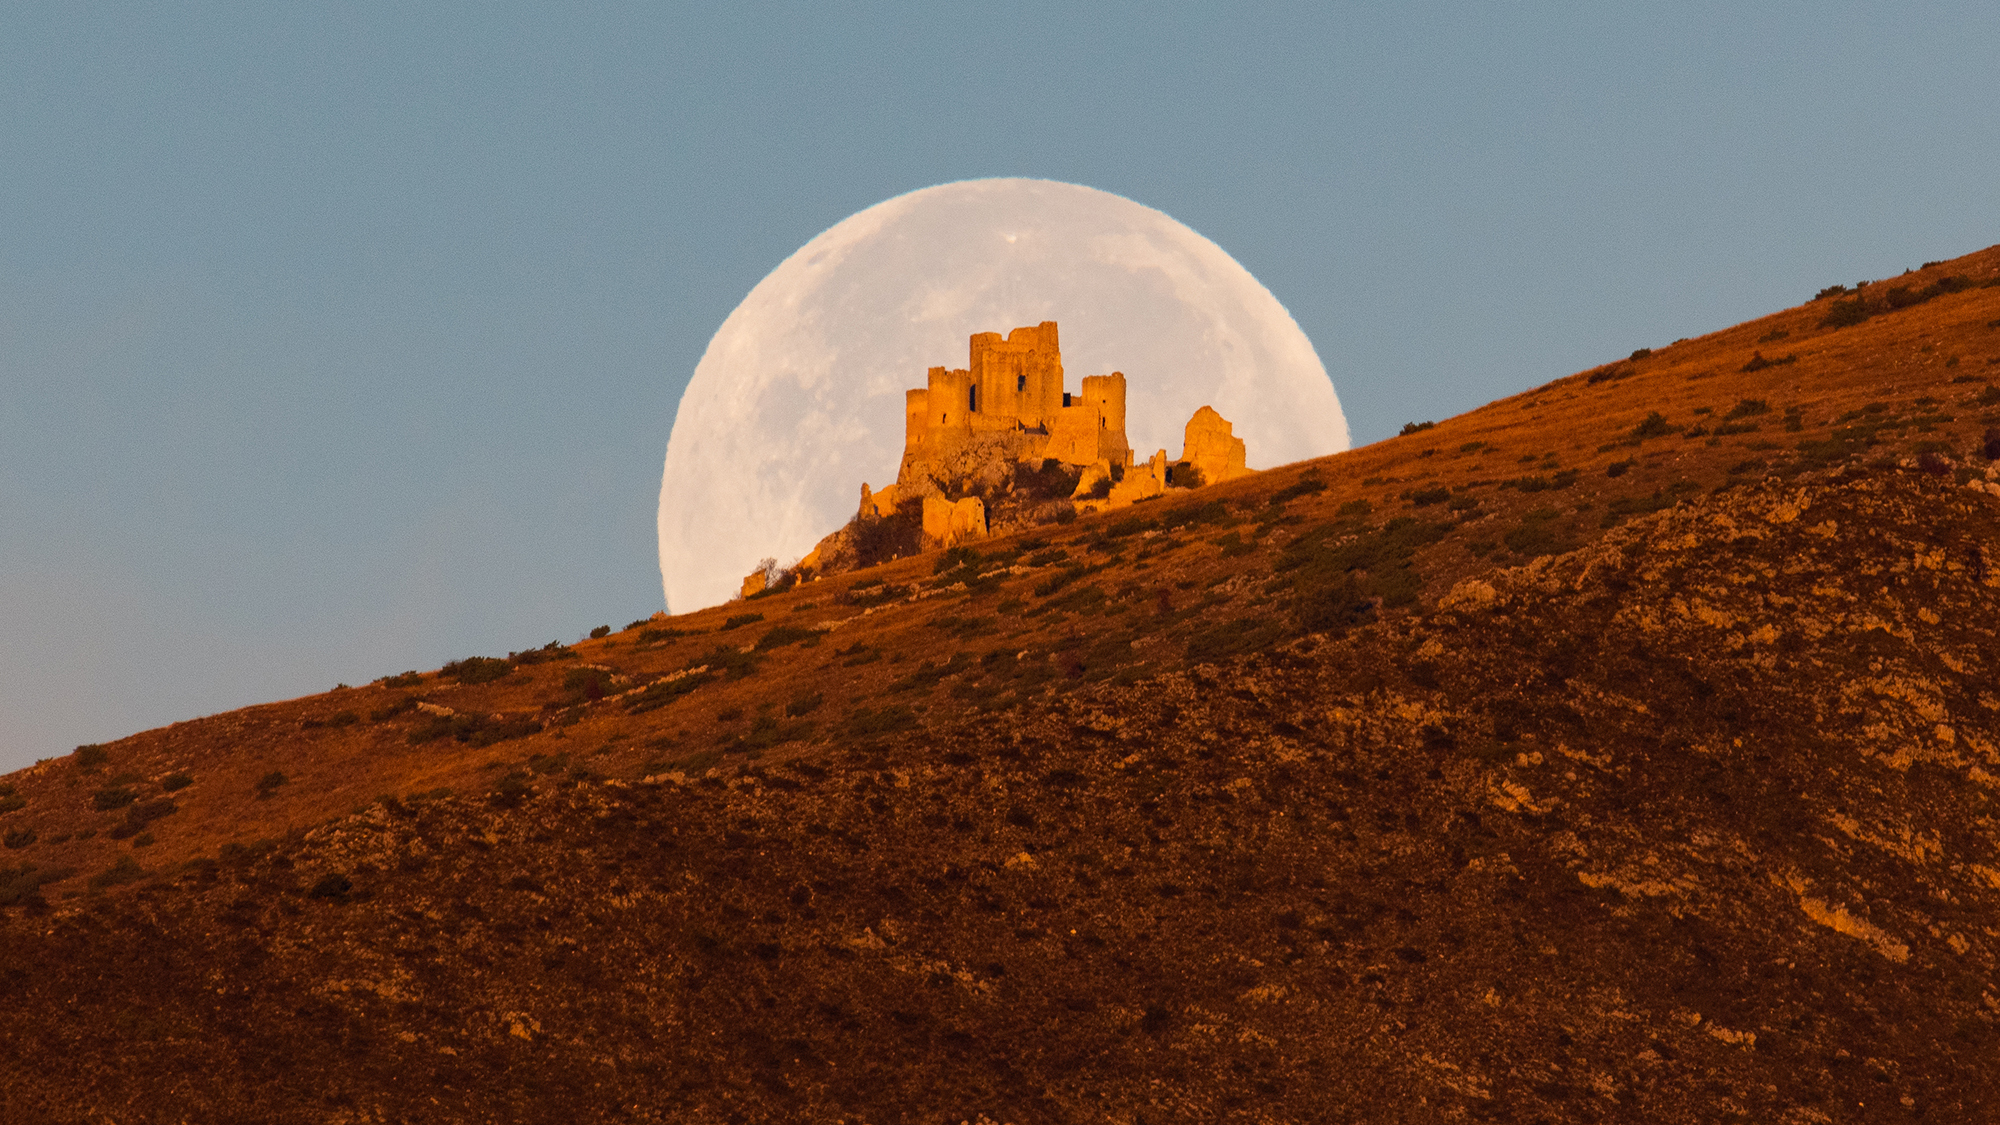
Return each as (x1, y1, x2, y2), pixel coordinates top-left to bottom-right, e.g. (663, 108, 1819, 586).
(901, 321, 1131, 476)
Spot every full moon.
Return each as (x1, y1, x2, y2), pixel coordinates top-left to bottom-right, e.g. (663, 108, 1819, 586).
(658, 178, 1348, 612)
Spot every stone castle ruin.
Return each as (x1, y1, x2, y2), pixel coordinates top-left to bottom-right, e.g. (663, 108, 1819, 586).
(745, 321, 1251, 596)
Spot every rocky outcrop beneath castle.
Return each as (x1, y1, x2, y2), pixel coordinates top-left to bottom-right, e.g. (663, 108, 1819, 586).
(922, 495, 987, 548)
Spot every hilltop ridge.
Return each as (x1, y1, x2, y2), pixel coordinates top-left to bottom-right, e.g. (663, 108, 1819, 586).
(5, 245, 2000, 1123)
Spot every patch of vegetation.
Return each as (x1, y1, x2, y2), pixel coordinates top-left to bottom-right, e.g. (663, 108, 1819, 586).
(442, 656, 512, 685)
(1276, 515, 1452, 633)
(845, 705, 919, 737)
(410, 712, 545, 748)
(3, 828, 35, 850)
(560, 666, 618, 704)
(508, 641, 575, 665)
(1408, 486, 1451, 507)
(929, 614, 998, 640)
(1172, 500, 1233, 528)
(1630, 412, 1680, 440)
(1629, 347, 1653, 361)
(300, 710, 359, 730)
(785, 692, 824, 718)
(1502, 508, 1572, 558)
(754, 624, 819, 650)
(1185, 617, 1286, 663)
(1498, 469, 1580, 493)
(842, 581, 909, 609)
(1, 863, 75, 905)
(74, 744, 109, 771)
(589, 625, 611, 639)
(91, 786, 137, 812)
(733, 714, 817, 753)
(1013, 458, 1083, 501)
(1605, 458, 1635, 478)
(1586, 363, 1635, 385)
(1267, 475, 1327, 507)
(369, 695, 418, 721)
(0, 784, 23, 814)
(1399, 421, 1436, 436)
(491, 771, 532, 808)
(1106, 514, 1157, 539)
(636, 626, 692, 646)
(1599, 483, 1697, 527)
(1741, 351, 1797, 373)
(852, 504, 925, 568)
(254, 771, 289, 797)
(1819, 275, 1973, 329)
(107, 798, 179, 840)
(719, 613, 765, 632)
(380, 671, 424, 689)
(89, 855, 146, 890)
(1757, 328, 1791, 343)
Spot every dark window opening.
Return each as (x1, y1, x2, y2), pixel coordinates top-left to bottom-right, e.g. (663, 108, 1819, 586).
(969, 385, 978, 412)
(1017, 375, 1026, 392)
(1063, 392, 1072, 407)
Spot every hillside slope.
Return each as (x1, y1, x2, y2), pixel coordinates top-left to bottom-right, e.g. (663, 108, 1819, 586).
(4, 247, 2000, 1123)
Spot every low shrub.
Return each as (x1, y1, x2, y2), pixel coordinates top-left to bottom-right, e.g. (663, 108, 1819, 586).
(409, 713, 543, 748)
(1606, 459, 1635, 478)
(754, 624, 818, 650)
(508, 641, 574, 665)
(89, 855, 146, 889)
(3, 829, 34, 850)
(589, 625, 611, 639)
(1398, 421, 1436, 436)
(1409, 487, 1451, 507)
(1505, 469, 1580, 492)
(561, 666, 618, 704)
(160, 772, 193, 792)
(785, 692, 824, 718)
(1267, 475, 1327, 506)
(1630, 412, 1679, 440)
(846, 705, 919, 737)
(1629, 348, 1653, 361)
(254, 771, 289, 797)
(719, 613, 765, 632)
(300, 710, 359, 730)
(1725, 399, 1770, 419)
(92, 787, 137, 812)
(74, 745, 109, 771)
(380, 671, 424, 689)
(442, 656, 511, 684)
(1741, 352, 1797, 373)
(369, 695, 418, 721)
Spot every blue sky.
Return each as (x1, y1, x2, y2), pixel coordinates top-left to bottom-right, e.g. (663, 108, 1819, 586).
(3, 2, 1996, 770)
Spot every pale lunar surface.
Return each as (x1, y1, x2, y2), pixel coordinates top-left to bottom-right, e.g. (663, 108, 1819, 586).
(659, 178, 1348, 612)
